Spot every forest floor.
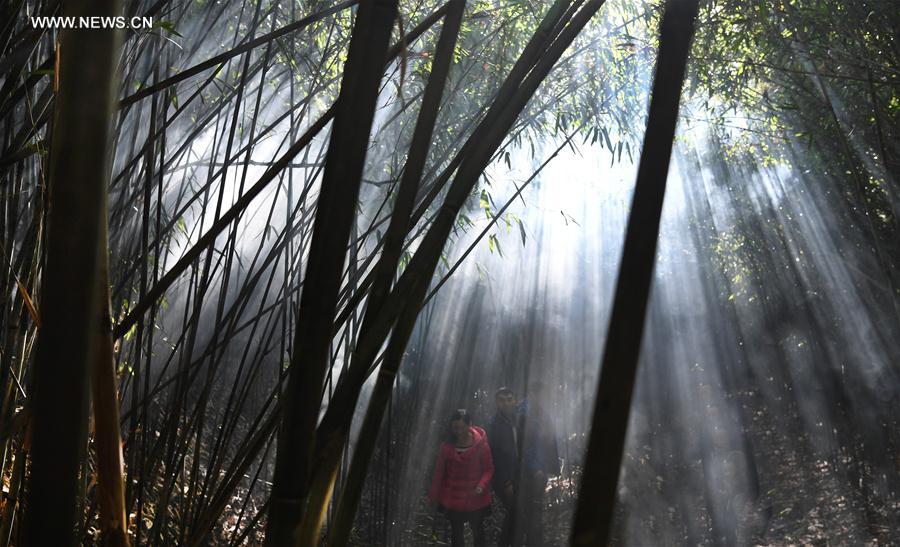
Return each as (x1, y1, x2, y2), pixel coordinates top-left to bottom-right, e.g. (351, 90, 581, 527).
(190, 385, 899, 545)
(401, 387, 899, 546)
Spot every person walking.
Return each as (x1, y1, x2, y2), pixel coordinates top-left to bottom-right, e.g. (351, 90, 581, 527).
(489, 387, 522, 547)
(428, 409, 494, 547)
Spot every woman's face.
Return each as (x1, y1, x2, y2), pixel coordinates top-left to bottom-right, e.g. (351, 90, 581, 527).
(450, 419, 468, 442)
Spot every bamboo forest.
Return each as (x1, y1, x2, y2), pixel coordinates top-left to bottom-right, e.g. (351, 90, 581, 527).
(0, 0, 898, 544)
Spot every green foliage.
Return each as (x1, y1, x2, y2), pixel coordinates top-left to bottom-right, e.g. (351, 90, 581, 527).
(687, 0, 898, 176)
(154, 20, 183, 37)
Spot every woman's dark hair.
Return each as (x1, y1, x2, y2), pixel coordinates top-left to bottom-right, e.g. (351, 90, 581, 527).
(445, 409, 471, 442)
(450, 409, 471, 424)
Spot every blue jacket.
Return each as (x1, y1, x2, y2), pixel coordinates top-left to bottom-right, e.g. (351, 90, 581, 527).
(489, 402, 560, 488)
(488, 411, 521, 489)
(518, 401, 560, 476)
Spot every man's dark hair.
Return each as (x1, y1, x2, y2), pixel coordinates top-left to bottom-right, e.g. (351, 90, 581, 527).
(495, 387, 515, 398)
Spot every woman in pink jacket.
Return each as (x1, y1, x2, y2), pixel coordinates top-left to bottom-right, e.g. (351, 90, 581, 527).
(428, 409, 494, 547)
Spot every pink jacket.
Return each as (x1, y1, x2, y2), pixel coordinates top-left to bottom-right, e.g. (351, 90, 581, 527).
(428, 426, 494, 511)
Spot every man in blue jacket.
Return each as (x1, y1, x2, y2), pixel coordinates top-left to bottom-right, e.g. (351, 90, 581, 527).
(489, 387, 521, 547)
(489, 385, 560, 546)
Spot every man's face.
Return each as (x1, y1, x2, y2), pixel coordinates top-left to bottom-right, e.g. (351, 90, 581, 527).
(496, 392, 517, 418)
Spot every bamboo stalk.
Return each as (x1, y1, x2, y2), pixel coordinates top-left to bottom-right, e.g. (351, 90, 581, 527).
(317, 0, 577, 444)
(118, 0, 360, 108)
(112, 5, 449, 342)
(324, 1, 467, 539)
(570, 1, 699, 544)
(23, 0, 122, 541)
(91, 197, 131, 547)
(264, 0, 399, 544)
(314, 0, 605, 540)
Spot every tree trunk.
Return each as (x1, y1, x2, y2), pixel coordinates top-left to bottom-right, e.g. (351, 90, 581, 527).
(305, 1, 468, 542)
(570, 1, 699, 545)
(263, 1, 399, 545)
(349, 0, 606, 372)
(316, 0, 576, 439)
(300, 10, 607, 542)
(23, 0, 122, 542)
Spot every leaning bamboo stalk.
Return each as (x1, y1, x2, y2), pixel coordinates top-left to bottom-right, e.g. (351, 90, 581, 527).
(118, 0, 360, 108)
(112, 5, 449, 341)
(23, 0, 122, 541)
(319, 0, 594, 446)
(570, 1, 699, 544)
(317, 0, 469, 449)
(311, 2, 467, 540)
(328, 125, 579, 547)
(311, 0, 601, 539)
(316, 0, 576, 445)
(264, 0, 399, 544)
(92, 197, 131, 547)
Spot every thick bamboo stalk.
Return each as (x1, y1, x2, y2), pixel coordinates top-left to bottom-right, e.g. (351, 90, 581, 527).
(313, 0, 470, 468)
(570, 1, 699, 544)
(325, 3, 470, 538)
(317, 0, 576, 442)
(263, 1, 399, 545)
(23, 0, 122, 542)
(314, 1, 605, 540)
